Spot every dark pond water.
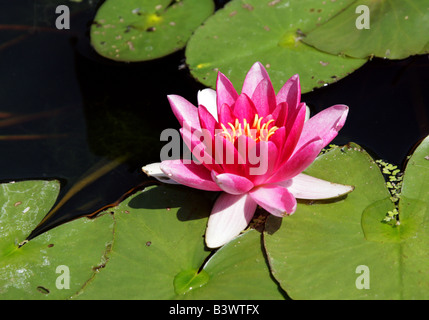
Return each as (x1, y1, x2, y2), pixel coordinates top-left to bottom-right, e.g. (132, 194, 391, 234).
(0, 0, 428, 236)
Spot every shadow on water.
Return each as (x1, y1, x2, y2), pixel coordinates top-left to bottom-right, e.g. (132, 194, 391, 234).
(128, 184, 217, 222)
(25, 42, 207, 238)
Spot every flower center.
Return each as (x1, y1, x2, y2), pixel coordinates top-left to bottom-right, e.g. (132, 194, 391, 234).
(218, 114, 278, 143)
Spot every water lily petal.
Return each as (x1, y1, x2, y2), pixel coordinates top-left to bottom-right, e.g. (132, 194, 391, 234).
(305, 105, 311, 122)
(296, 104, 349, 151)
(232, 93, 257, 123)
(278, 102, 308, 164)
(241, 62, 271, 100)
(205, 192, 257, 248)
(251, 78, 276, 116)
(160, 159, 221, 191)
(142, 162, 179, 184)
(217, 103, 235, 125)
(180, 127, 221, 172)
(249, 184, 297, 217)
(271, 102, 288, 128)
(248, 140, 279, 185)
(279, 173, 354, 200)
(213, 134, 246, 176)
(276, 74, 301, 111)
(268, 137, 324, 184)
(167, 95, 200, 129)
(269, 126, 286, 152)
(198, 88, 218, 121)
(216, 72, 239, 113)
(212, 172, 254, 195)
(198, 104, 217, 133)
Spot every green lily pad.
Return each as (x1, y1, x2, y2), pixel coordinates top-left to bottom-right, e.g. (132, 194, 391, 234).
(91, 0, 215, 62)
(73, 185, 285, 300)
(0, 180, 115, 299)
(182, 229, 286, 300)
(401, 136, 429, 203)
(303, 0, 429, 59)
(173, 269, 210, 295)
(0, 180, 60, 260)
(421, 41, 429, 54)
(185, 0, 367, 93)
(264, 139, 429, 299)
(73, 185, 214, 299)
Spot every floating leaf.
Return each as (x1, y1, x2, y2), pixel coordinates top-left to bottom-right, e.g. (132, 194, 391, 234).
(186, 0, 367, 93)
(264, 139, 429, 299)
(182, 229, 286, 300)
(173, 269, 210, 295)
(73, 185, 213, 299)
(0, 180, 114, 299)
(91, 0, 215, 62)
(0, 180, 60, 257)
(303, 0, 429, 59)
(401, 136, 429, 204)
(73, 185, 284, 300)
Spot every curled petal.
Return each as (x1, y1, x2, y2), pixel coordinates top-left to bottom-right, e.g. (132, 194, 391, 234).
(160, 160, 221, 191)
(212, 172, 254, 195)
(279, 173, 354, 200)
(249, 185, 297, 217)
(205, 192, 257, 248)
(142, 162, 179, 184)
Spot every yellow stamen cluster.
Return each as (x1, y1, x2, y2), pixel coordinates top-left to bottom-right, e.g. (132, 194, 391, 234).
(218, 114, 278, 143)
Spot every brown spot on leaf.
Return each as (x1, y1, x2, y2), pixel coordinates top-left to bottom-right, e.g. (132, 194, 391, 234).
(268, 0, 280, 6)
(37, 286, 50, 294)
(242, 3, 254, 11)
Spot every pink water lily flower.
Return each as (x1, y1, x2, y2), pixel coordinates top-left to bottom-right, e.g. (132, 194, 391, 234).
(143, 62, 353, 248)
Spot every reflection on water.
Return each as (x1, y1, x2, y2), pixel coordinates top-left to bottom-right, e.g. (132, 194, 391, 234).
(0, 0, 428, 235)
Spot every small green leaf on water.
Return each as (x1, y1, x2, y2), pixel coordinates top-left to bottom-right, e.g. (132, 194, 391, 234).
(264, 138, 429, 299)
(173, 269, 210, 295)
(0, 180, 115, 300)
(186, 0, 366, 93)
(303, 0, 429, 59)
(73, 186, 284, 300)
(91, 0, 215, 62)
